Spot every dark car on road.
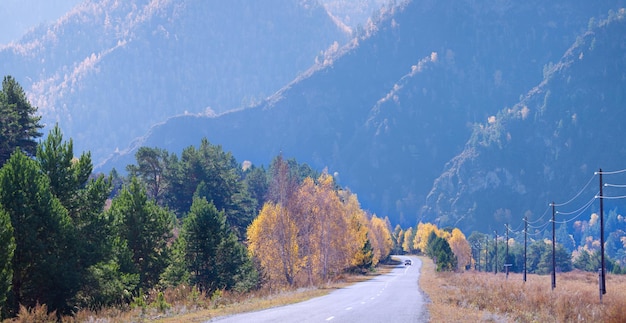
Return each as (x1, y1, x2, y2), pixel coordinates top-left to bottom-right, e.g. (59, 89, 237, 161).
(404, 259, 412, 266)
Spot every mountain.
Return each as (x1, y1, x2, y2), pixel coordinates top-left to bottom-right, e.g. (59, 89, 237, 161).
(423, 8, 626, 232)
(0, 0, 349, 163)
(101, 1, 626, 230)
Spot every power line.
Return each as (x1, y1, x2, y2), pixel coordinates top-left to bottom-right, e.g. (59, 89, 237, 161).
(554, 208, 591, 224)
(604, 183, 626, 188)
(596, 168, 626, 175)
(527, 220, 550, 231)
(507, 220, 524, 233)
(528, 205, 551, 224)
(526, 229, 547, 237)
(555, 194, 597, 216)
(596, 194, 626, 200)
(552, 174, 596, 207)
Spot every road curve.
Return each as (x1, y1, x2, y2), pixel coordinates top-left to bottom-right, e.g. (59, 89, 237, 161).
(208, 256, 427, 323)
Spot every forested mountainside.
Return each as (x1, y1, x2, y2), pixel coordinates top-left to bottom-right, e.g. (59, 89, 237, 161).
(102, 1, 626, 230)
(0, 0, 348, 162)
(423, 9, 626, 232)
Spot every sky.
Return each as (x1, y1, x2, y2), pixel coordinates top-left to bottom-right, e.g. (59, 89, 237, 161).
(0, 0, 82, 45)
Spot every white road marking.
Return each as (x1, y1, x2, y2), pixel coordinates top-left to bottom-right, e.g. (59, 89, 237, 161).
(326, 316, 335, 321)
(346, 307, 353, 311)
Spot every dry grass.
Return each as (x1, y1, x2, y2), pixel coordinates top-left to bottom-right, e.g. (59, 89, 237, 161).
(153, 267, 391, 323)
(159, 266, 396, 323)
(5, 266, 391, 323)
(418, 256, 626, 323)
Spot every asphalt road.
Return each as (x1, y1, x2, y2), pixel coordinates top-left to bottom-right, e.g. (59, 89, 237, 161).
(209, 256, 427, 323)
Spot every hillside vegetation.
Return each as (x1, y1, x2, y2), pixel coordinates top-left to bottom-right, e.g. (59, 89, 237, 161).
(101, 1, 626, 236)
(0, 0, 349, 163)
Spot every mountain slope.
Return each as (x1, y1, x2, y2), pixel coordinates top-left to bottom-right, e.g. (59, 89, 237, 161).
(423, 9, 626, 232)
(102, 1, 626, 228)
(0, 0, 348, 162)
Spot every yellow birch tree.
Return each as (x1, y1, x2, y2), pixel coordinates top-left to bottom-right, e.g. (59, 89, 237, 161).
(402, 227, 414, 254)
(341, 190, 372, 270)
(247, 202, 300, 287)
(447, 228, 472, 271)
(413, 222, 438, 253)
(369, 215, 393, 266)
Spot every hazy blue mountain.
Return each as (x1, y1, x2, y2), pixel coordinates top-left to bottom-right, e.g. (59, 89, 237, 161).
(102, 1, 625, 230)
(423, 9, 626, 233)
(0, 0, 348, 163)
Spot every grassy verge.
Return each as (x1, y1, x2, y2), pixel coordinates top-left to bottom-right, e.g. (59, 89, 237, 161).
(154, 265, 394, 323)
(418, 256, 626, 322)
(6, 262, 396, 322)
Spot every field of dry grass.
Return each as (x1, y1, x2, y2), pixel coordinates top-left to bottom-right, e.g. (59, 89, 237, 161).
(418, 256, 626, 322)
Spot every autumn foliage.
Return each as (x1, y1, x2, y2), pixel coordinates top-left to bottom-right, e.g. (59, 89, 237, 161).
(394, 222, 472, 272)
(247, 169, 392, 288)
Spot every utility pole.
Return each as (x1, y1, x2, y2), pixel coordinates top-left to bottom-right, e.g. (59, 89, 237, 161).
(524, 216, 528, 282)
(494, 230, 498, 274)
(505, 224, 509, 266)
(599, 168, 606, 298)
(552, 201, 556, 290)
(476, 242, 481, 271)
(505, 224, 510, 277)
(485, 236, 488, 272)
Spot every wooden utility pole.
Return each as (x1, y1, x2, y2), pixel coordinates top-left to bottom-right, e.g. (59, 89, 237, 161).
(505, 224, 510, 277)
(552, 202, 556, 290)
(505, 224, 509, 264)
(494, 230, 498, 274)
(524, 216, 528, 282)
(599, 168, 606, 298)
(485, 236, 488, 272)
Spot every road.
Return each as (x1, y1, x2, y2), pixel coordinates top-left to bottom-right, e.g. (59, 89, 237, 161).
(209, 256, 427, 323)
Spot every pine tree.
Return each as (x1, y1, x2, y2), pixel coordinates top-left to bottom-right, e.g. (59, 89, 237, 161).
(0, 208, 14, 317)
(127, 147, 171, 205)
(183, 197, 255, 293)
(36, 125, 118, 309)
(108, 177, 173, 290)
(0, 150, 75, 314)
(0, 76, 43, 166)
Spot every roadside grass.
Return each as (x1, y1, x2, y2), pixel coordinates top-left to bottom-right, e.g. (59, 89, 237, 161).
(167, 264, 397, 323)
(153, 265, 394, 323)
(9, 264, 396, 323)
(418, 256, 626, 322)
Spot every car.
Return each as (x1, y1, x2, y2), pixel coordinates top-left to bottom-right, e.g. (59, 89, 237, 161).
(404, 259, 412, 266)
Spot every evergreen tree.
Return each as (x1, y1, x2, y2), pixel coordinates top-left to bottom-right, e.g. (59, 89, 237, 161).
(36, 125, 124, 309)
(0, 76, 43, 166)
(36, 124, 92, 214)
(0, 150, 75, 314)
(161, 139, 255, 237)
(243, 165, 269, 213)
(108, 177, 173, 290)
(160, 236, 190, 288)
(0, 208, 14, 317)
(182, 197, 256, 293)
(127, 147, 172, 205)
(426, 231, 457, 271)
(530, 241, 572, 274)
